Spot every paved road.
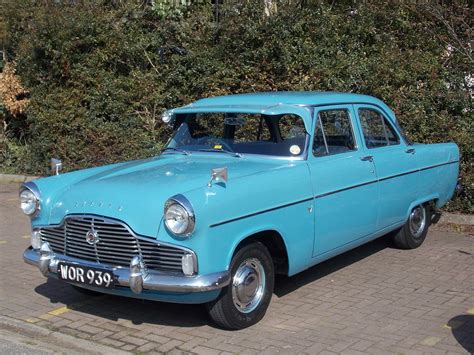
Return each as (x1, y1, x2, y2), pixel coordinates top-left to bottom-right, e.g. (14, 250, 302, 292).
(1, 182, 473, 354)
(0, 328, 55, 354)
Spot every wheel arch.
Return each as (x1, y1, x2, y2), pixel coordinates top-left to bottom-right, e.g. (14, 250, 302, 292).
(230, 229, 289, 276)
(405, 194, 439, 221)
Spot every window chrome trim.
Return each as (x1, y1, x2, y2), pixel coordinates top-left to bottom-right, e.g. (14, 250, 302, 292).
(318, 115, 329, 155)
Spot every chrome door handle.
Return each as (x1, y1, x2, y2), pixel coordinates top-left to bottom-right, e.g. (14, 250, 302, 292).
(360, 155, 373, 162)
(405, 148, 416, 154)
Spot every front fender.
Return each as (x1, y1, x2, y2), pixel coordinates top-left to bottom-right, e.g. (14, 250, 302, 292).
(158, 160, 315, 276)
(210, 199, 314, 276)
(160, 197, 315, 276)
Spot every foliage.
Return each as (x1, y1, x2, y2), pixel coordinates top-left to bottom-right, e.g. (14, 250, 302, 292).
(0, 0, 472, 212)
(0, 62, 29, 117)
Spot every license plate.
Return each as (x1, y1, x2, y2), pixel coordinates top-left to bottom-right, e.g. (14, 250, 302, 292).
(57, 262, 115, 289)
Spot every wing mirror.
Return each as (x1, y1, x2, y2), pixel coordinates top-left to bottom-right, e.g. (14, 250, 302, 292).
(50, 158, 62, 175)
(208, 167, 228, 187)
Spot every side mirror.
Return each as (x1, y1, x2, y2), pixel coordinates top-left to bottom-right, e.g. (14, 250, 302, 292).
(50, 158, 62, 175)
(208, 167, 228, 187)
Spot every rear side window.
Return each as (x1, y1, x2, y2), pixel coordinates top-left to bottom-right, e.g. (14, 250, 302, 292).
(359, 109, 399, 148)
(313, 109, 356, 157)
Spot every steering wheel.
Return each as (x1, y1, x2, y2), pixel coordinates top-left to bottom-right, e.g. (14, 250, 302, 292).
(196, 137, 235, 152)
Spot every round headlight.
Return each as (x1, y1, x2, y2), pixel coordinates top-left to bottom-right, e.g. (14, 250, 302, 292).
(164, 195, 195, 236)
(20, 187, 40, 216)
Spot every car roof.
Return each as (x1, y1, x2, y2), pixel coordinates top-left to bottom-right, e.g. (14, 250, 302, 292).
(194, 91, 378, 106)
(185, 91, 397, 121)
(172, 92, 399, 133)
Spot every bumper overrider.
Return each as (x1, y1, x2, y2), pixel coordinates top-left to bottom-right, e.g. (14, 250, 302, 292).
(23, 242, 230, 294)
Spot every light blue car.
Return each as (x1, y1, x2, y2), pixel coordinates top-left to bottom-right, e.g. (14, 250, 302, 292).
(22, 92, 460, 329)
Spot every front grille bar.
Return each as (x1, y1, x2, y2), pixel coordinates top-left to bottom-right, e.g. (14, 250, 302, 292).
(39, 215, 194, 273)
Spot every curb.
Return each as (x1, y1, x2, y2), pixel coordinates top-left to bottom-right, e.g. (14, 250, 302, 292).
(438, 212, 474, 226)
(0, 315, 131, 355)
(0, 173, 38, 183)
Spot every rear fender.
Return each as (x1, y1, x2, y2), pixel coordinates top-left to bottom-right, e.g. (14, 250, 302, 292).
(405, 194, 439, 222)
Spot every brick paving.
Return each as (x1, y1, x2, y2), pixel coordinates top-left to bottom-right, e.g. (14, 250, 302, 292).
(1, 182, 473, 354)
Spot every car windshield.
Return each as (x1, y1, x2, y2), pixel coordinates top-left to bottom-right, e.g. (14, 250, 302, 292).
(164, 112, 308, 158)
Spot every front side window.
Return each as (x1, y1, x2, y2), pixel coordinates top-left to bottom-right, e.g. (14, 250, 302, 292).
(165, 112, 307, 158)
(313, 109, 356, 157)
(359, 108, 400, 148)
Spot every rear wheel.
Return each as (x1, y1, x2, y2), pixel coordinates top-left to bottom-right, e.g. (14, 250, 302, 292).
(207, 242, 274, 330)
(393, 204, 430, 249)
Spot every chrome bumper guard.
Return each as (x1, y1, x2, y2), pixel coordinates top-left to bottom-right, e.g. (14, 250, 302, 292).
(23, 242, 230, 294)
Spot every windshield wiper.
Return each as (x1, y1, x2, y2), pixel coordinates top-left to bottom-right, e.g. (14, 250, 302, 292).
(197, 148, 242, 158)
(161, 147, 191, 156)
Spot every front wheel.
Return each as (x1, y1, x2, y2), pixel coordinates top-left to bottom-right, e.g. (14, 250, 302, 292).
(392, 204, 430, 249)
(207, 242, 274, 330)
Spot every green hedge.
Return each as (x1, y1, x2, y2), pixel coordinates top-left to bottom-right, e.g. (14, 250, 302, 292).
(1, 1, 472, 213)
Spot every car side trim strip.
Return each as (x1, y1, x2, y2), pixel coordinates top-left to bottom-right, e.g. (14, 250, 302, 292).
(209, 160, 459, 228)
(313, 180, 377, 199)
(209, 197, 314, 228)
(418, 160, 459, 172)
(377, 160, 459, 182)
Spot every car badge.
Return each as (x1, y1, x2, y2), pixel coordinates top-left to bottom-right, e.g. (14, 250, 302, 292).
(85, 229, 99, 245)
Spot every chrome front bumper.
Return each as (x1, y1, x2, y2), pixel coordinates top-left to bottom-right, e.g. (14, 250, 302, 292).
(23, 243, 230, 294)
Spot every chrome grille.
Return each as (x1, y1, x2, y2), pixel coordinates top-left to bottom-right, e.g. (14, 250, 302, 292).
(39, 216, 187, 273)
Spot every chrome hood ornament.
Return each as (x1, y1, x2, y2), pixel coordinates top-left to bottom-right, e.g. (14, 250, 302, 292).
(208, 167, 228, 187)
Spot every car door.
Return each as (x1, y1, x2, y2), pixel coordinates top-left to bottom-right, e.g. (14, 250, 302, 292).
(308, 105, 379, 257)
(354, 105, 420, 230)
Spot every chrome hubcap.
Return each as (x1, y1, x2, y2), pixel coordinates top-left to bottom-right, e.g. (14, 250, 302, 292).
(232, 258, 266, 313)
(409, 206, 426, 238)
